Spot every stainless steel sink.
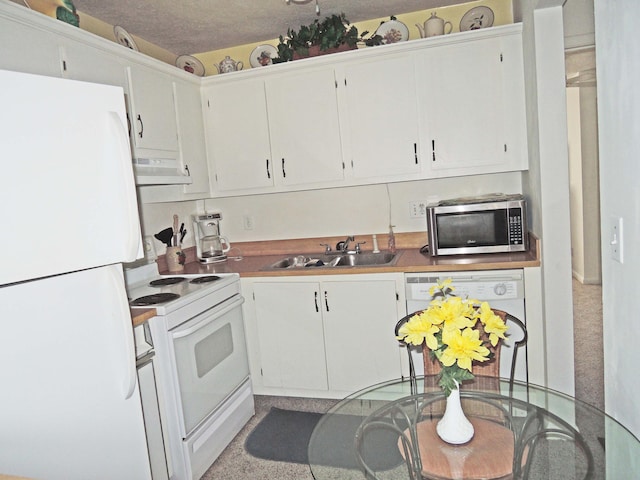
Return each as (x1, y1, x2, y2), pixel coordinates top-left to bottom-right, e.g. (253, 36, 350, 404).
(333, 252, 397, 266)
(264, 252, 397, 270)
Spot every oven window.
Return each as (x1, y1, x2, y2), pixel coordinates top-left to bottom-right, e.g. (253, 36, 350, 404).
(194, 323, 233, 378)
(437, 210, 508, 247)
(171, 301, 250, 435)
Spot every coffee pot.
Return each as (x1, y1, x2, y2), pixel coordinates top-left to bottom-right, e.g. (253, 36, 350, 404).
(193, 213, 231, 263)
(416, 12, 453, 38)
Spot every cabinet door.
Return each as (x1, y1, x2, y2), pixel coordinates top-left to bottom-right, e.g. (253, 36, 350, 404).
(126, 65, 179, 153)
(253, 282, 328, 390)
(59, 41, 128, 89)
(322, 279, 402, 392)
(417, 34, 527, 174)
(204, 79, 274, 192)
(174, 79, 209, 194)
(340, 55, 421, 180)
(265, 67, 344, 186)
(0, 20, 62, 77)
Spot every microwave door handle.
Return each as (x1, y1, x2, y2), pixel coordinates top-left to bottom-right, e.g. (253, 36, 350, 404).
(171, 296, 244, 339)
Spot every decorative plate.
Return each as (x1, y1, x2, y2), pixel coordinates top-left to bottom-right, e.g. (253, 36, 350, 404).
(113, 25, 139, 51)
(460, 6, 495, 31)
(375, 19, 409, 44)
(176, 55, 205, 76)
(249, 45, 278, 68)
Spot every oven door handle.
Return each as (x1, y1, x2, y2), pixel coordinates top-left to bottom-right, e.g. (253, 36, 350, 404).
(171, 296, 245, 339)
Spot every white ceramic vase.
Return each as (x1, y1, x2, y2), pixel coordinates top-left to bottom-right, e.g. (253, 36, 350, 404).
(436, 380, 475, 444)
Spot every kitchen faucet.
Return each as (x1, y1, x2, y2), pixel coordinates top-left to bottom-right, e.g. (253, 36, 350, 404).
(336, 236, 354, 253)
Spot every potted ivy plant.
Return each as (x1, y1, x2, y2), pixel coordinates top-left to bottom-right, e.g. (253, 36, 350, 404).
(273, 13, 382, 63)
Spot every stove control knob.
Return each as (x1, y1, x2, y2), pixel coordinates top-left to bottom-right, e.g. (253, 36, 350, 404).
(494, 283, 507, 296)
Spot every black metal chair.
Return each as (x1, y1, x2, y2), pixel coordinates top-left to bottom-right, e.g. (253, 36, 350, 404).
(395, 308, 528, 397)
(354, 390, 596, 480)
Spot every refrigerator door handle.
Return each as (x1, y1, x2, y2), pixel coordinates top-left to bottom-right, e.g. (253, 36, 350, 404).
(110, 266, 137, 399)
(109, 111, 143, 260)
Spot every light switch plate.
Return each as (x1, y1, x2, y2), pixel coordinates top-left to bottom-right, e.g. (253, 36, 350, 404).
(609, 216, 624, 263)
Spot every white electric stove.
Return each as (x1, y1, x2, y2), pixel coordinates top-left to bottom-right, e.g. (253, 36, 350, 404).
(125, 262, 254, 480)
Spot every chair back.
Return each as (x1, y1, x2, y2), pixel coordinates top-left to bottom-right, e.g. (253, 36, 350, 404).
(395, 308, 528, 395)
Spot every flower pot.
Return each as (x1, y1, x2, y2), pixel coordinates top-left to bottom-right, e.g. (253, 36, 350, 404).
(292, 43, 355, 60)
(436, 380, 474, 444)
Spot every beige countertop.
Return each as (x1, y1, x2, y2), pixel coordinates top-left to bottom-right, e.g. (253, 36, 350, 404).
(158, 232, 540, 278)
(130, 307, 156, 327)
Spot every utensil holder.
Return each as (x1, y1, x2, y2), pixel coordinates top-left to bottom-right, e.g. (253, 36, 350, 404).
(166, 246, 185, 272)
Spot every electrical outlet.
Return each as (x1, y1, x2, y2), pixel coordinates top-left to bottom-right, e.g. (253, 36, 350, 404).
(409, 201, 427, 218)
(609, 216, 624, 263)
(243, 215, 255, 230)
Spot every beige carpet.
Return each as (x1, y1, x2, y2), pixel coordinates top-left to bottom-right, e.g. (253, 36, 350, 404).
(201, 279, 604, 479)
(572, 278, 604, 411)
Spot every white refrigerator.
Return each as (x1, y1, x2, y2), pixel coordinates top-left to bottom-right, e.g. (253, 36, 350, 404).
(0, 70, 152, 479)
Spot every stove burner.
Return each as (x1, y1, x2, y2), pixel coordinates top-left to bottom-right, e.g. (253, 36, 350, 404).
(189, 276, 221, 284)
(150, 277, 186, 286)
(131, 293, 180, 306)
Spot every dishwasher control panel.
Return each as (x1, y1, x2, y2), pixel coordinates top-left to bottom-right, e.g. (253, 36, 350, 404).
(405, 270, 524, 302)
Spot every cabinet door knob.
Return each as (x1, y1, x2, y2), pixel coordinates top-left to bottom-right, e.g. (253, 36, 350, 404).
(324, 291, 329, 312)
(314, 291, 319, 312)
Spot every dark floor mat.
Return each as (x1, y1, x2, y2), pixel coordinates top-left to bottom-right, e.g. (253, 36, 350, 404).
(244, 406, 403, 471)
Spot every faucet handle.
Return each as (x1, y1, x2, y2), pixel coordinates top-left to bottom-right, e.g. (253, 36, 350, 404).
(320, 243, 332, 253)
(355, 241, 367, 253)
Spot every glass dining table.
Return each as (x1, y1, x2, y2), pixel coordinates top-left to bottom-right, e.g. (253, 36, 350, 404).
(307, 376, 640, 479)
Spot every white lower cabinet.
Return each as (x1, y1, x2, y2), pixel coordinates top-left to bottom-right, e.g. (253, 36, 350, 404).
(247, 274, 405, 396)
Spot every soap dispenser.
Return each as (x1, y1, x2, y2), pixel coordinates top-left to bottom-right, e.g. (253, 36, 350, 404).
(388, 225, 396, 254)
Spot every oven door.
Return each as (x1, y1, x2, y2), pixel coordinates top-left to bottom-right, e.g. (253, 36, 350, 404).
(170, 295, 248, 436)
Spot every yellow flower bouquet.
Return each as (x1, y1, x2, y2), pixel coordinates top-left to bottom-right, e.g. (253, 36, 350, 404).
(396, 279, 509, 396)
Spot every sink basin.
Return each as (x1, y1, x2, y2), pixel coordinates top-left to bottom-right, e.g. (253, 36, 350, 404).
(264, 252, 397, 270)
(333, 253, 397, 266)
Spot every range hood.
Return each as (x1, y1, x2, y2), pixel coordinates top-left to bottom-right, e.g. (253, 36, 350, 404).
(133, 157, 192, 186)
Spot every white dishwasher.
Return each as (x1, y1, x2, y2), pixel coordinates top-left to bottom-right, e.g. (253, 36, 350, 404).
(404, 269, 527, 382)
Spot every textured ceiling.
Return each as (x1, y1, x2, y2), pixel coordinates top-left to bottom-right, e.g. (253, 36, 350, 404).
(72, 0, 470, 55)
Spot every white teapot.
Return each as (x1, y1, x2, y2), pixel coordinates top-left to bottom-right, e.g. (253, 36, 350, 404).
(416, 12, 453, 38)
(214, 56, 243, 74)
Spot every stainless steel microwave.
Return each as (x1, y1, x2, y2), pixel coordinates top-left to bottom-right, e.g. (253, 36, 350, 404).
(426, 194, 528, 256)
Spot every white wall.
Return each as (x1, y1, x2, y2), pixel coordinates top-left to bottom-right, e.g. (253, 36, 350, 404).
(595, 0, 640, 440)
(138, 173, 522, 252)
(567, 87, 585, 281)
(519, 1, 575, 395)
(563, 0, 595, 49)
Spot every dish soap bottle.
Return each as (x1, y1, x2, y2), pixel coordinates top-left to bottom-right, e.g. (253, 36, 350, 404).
(388, 225, 396, 254)
(372, 234, 380, 253)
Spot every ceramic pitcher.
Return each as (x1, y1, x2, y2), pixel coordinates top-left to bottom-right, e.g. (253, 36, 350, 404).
(416, 12, 453, 38)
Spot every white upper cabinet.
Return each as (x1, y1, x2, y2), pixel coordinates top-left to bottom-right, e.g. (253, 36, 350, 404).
(265, 66, 345, 187)
(338, 54, 421, 181)
(205, 67, 345, 195)
(204, 77, 274, 193)
(126, 65, 179, 154)
(59, 40, 128, 90)
(416, 32, 528, 176)
(174, 79, 209, 195)
(0, 17, 62, 77)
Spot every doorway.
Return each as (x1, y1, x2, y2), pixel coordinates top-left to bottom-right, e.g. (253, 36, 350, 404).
(565, 47, 601, 285)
